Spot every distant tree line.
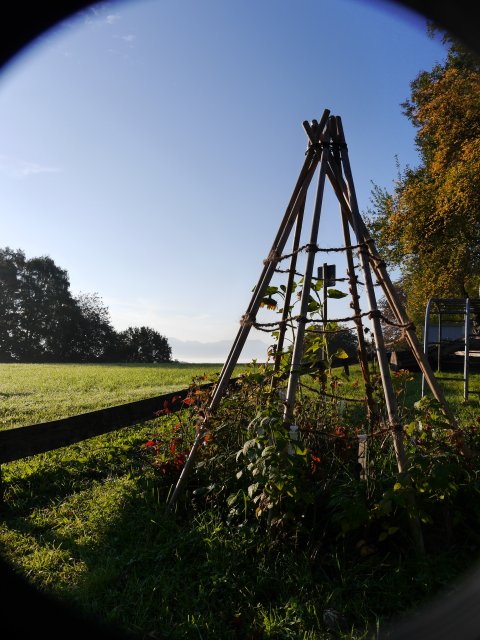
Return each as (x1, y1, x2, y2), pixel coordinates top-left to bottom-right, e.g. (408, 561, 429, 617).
(0, 247, 172, 363)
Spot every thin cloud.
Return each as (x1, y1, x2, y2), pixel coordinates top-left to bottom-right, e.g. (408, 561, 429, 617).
(106, 14, 121, 25)
(0, 155, 61, 179)
(78, 6, 101, 26)
(112, 33, 136, 48)
(74, 5, 120, 27)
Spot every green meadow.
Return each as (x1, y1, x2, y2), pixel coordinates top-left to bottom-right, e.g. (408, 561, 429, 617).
(0, 362, 233, 429)
(1, 361, 480, 639)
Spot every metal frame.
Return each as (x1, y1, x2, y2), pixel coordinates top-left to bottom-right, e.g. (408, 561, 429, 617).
(422, 298, 480, 401)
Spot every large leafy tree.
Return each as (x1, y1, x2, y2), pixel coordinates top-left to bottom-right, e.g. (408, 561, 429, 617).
(0, 247, 172, 363)
(69, 292, 117, 361)
(367, 30, 480, 326)
(0, 248, 26, 360)
(377, 281, 408, 349)
(0, 248, 77, 361)
(20, 255, 77, 360)
(118, 326, 172, 363)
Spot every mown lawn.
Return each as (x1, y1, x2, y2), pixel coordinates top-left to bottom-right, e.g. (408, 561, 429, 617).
(0, 362, 235, 429)
(1, 361, 480, 639)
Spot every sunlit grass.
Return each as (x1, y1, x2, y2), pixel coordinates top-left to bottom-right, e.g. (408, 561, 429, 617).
(1, 361, 480, 638)
(0, 362, 241, 429)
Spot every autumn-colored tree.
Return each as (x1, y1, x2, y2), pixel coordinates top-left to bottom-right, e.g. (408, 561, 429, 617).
(367, 29, 480, 328)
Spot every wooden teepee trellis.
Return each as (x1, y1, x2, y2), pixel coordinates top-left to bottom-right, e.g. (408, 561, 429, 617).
(167, 109, 457, 514)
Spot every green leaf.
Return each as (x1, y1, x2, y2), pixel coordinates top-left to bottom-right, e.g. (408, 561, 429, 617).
(242, 439, 257, 456)
(227, 493, 239, 506)
(264, 285, 279, 295)
(327, 288, 348, 299)
(260, 297, 277, 310)
(261, 445, 276, 458)
(335, 348, 349, 359)
(248, 483, 260, 498)
(293, 443, 307, 456)
(405, 422, 416, 436)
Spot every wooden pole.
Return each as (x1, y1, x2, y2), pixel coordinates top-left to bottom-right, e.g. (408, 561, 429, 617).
(322, 261, 328, 361)
(329, 125, 377, 426)
(331, 116, 424, 552)
(208, 110, 331, 413)
(325, 118, 457, 429)
(340, 205, 377, 426)
(284, 138, 330, 423)
(272, 196, 306, 380)
(167, 112, 331, 511)
(205, 147, 318, 413)
(330, 137, 409, 476)
(465, 298, 470, 402)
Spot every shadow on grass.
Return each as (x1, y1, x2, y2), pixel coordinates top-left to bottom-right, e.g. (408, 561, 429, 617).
(2, 391, 480, 639)
(2, 465, 325, 639)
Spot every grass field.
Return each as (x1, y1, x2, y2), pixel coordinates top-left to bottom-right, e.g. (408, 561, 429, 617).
(0, 362, 239, 429)
(1, 361, 480, 639)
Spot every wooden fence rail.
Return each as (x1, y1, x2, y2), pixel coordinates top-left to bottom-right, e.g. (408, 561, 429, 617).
(0, 381, 220, 465)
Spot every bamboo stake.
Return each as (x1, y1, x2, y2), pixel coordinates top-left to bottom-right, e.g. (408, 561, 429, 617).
(209, 111, 330, 411)
(272, 196, 306, 380)
(330, 116, 424, 552)
(329, 122, 377, 426)
(336, 116, 452, 417)
(330, 136, 409, 476)
(284, 136, 330, 423)
(167, 113, 331, 511)
(166, 171, 314, 511)
(340, 205, 377, 426)
(324, 124, 456, 429)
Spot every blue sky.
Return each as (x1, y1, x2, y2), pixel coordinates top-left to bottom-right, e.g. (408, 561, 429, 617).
(0, 0, 446, 362)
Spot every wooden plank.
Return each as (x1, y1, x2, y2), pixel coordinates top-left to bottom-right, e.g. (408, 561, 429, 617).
(0, 381, 218, 464)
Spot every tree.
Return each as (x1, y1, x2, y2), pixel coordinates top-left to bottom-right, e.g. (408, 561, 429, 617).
(0, 247, 78, 361)
(117, 326, 172, 363)
(0, 248, 25, 360)
(19, 254, 78, 361)
(70, 292, 117, 361)
(0, 247, 173, 363)
(378, 280, 409, 349)
(367, 30, 480, 326)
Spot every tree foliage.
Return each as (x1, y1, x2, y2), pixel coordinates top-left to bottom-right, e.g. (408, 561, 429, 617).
(0, 247, 171, 363)
(117, 326, 172, 363)
(302, 323, 359, 365)
(0, 248, 77, 361)
(378, 281, 408, 349)
(367, 30, 480, 325)
(70, 292, 118, 362)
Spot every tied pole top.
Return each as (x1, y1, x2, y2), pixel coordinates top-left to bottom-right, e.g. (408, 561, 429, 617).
(302, 108, 330, 152)
(303, 112, 348, 155)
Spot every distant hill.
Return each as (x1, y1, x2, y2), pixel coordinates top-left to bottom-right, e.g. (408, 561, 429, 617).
(168, 337, 270, 363)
